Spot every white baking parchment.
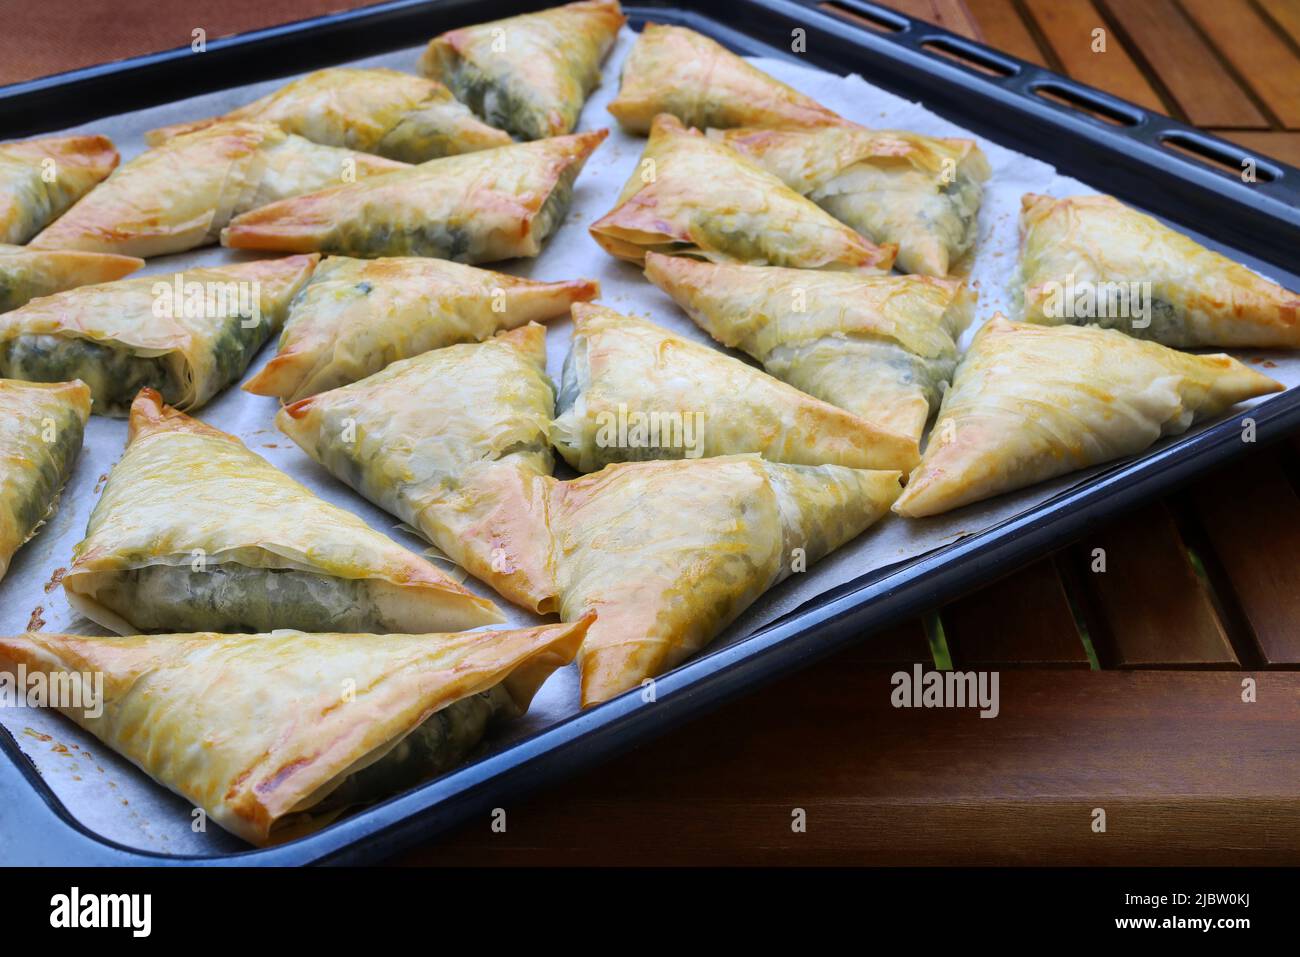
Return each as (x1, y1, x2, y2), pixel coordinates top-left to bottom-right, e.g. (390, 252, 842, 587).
(3, 26, 1299, 856)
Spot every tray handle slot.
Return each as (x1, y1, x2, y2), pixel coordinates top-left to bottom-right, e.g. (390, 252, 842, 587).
(917, 36, 1019, 78)
(1028, 79, 1144, 127)
(1157, 131, 1282, 184)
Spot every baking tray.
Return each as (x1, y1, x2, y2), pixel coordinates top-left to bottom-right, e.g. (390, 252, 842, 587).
(2, 0, 1299, 866)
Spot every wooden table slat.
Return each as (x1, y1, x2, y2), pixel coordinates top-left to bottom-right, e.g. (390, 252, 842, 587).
(414, 670, 1300, 865)
(1022, 0, 1166, 111)
(963, 0, 1051, 66)
(1180, 0, 1300, 127)
(1074, 503, 1239, 668)
(1211, 130, 1300, 166)
(941, 557, 1091, 668)
(1190, 454, 1300, 666)
(881, 0, 984, 39)
(1098, 0, 1269, 127)
(1257, 0, 1300, 52)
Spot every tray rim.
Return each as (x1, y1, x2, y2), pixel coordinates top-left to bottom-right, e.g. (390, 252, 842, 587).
(2, 0, 1298, 866)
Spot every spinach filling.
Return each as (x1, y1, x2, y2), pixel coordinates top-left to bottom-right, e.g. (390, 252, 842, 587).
(316, 684, 514, 811)
(0, 270, 30, 313)
(938, 173, 983, 258)
(208, 312, 276, 394)
(90, 563, 389, 634)
(336, 220, 477, 260)
(0, 311, 272, 414)
(0, 335, 173, 415)
(445, 59, 540, 141)
(11, 409, 84, 543)
(326, 165, 574, 260)
(1058, 296, 1185, 342)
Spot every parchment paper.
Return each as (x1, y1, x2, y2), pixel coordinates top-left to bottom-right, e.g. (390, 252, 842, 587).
(3, 27, 1298, 856)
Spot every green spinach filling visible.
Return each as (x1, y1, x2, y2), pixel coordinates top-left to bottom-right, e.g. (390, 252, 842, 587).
(11, 409, 84, 543)
(0, 270, 31, 313)
(0, 311, 273, 414)
(317, 684, 514, 811)
(445, 59, 540, 140)
(91, 563, 391, 634)
(1058, 296, 1185, 342)
(1, 335, 173, 415)
(325, 165, 574, 260)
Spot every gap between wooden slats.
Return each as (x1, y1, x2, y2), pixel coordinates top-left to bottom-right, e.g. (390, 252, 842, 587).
(964, 0, 1050, 65)
(1097, 0, 1269, 127)
(1212, 131, 1300, 167)
(1067, 502, 1239, 668)
(1180, 0, 1300, 127)
(1258, 0, 1300, 50)
(878, 0, 984, 38)
(1021, 0, 1166, 112)
(1183, 450, 1300, 667)
(941, 556, 1092, 668)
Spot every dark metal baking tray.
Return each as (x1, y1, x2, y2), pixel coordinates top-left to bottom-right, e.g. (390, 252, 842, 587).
(2, 0, 1298, 865)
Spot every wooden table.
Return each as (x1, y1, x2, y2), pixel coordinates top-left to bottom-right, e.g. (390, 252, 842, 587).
(4, 0, 1299, 865)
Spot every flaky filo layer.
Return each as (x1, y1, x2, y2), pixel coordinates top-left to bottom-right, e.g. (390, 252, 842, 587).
(0, 134, 118, 245)
(222, 130, 608, 262)
(0, 378, 91, 583)
(244, 255, 597, 402)
(64, 388, 502, 635)
(1019, 192, 1300, 348)
(643, 252, 973, 444)
(0, 244, 143, 313)
(277, 324, 559, 614)
(146, 67, 511, 162)
(589, 115, 895, 272)
(552, 303, 920, 471)
(0, 255, 319, 415)
(544, 455, 902, 706)
(29, 122, 406, 258)
(713, 124, 991, 277)
(894, 316, 1284, 518)
(420, 0, 625, 140)
(0, 619, 589, 846)
(606, 23, 841, 134)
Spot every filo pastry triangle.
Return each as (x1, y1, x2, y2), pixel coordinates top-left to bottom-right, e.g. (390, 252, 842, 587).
(893, 316, 1284, 518)
(419, 0, 625, 140)
(0, 254, 318, 415)
(145, 67, 511, 161)
(606, 23, 841, 134)
(643, 252, 972, 446)
(589, 115, 895, 271)
(0, 619, 589, 846)
(28, 122, 405, 258)
(551, 303, 919, 471)
(713, 124, 991, 277)
(243, 255, 598, 402)
(0, 379, 90, 584)
(63, 388, 503, 635)
(222, 130, 607, 262)
(1020, 193, 1300, 347)
(1, 134, 118, 245)
(543, 454, 902, 706)
(276, 324, 559, 614)
(0, 244, 142, 313)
